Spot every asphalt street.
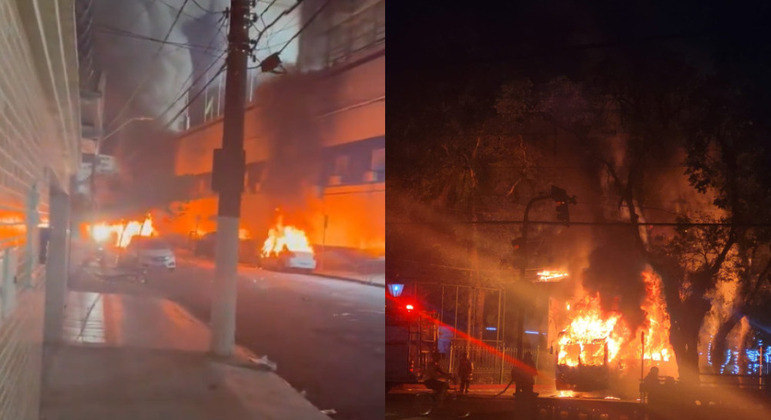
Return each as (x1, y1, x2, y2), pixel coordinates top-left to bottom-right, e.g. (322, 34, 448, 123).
(71, 257, 385, 420)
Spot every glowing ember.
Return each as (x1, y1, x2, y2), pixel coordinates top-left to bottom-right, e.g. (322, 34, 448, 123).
(85, 214, 156, 248)
(261, 217, 314, 257)
(557, 268, 677, 376)
(556, 390, 576, 398)
(537, 270, 569, 282)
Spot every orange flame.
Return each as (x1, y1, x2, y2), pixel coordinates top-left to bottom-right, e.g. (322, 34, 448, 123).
(261, 216, 314, 257)
(557, 268, 677, 376)
(557, 294, 627, 367)
(85, 214, 156, 248)
(537, 270, 569, 282)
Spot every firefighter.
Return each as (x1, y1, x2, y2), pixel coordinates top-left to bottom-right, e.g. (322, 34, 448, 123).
(640, 366, 661, 402)
(514, 351, 537, 398)
(496, 351, 538, 398)
(424, 352, 452, 405)
(458, 352, 474, 395)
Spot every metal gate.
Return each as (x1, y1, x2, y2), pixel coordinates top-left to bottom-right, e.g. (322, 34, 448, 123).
(448, 341, 519, 384)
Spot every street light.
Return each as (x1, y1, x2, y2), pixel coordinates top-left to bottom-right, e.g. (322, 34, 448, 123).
(514, 186, 577, 358)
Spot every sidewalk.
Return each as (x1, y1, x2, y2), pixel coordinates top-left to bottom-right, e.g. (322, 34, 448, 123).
(313, 247, 385, 287)
(40, 290, 328, 420)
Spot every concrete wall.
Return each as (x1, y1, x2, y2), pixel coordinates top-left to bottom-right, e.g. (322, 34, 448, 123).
(0, 1, 81, 418)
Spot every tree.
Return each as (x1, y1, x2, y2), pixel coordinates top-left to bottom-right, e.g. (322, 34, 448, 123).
(491, 50, 770, 382)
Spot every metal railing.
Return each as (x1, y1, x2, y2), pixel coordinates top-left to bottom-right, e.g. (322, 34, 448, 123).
(447, 341, 517, 384)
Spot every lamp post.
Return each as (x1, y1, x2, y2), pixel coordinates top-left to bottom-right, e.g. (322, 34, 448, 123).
(515, 186, 576, 358)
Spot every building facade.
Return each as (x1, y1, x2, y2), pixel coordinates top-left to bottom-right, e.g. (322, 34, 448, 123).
(0, 1, 82, 418)
(171, 0, 384, 253)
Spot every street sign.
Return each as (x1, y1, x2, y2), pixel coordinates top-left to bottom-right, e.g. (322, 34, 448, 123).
(81, 138, 97, 154)
(95, 154, 117, 174)
(76, 161, 93, 182)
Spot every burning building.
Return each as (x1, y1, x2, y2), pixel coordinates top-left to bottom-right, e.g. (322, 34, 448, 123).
(168, 0, 384, 257)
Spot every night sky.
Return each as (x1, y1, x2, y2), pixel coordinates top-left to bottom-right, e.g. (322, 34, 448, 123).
(387, 0, 771, 171)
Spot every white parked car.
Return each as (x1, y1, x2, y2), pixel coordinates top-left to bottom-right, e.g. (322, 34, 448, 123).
(259, 248, 317, 272)
(120, 237, 176, 271)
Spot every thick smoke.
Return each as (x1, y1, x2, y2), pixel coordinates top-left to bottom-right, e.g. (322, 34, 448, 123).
(94, 0, 229, 129)
(94, 0, 301, 131)
(257, 72, 323, 227)
(582, 228, 648, 329)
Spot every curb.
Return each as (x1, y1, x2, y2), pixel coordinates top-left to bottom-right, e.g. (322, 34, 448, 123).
(156, 297, 327, 416)
(309, 272, 386, 288)
(178, 253, 385, 288)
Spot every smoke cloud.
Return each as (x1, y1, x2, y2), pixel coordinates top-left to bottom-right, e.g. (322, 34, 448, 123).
(582, 228, 648, 329)
(257, 72, 324, 226)
(93, 0, 302, 131)
(93, 0, 230, 129)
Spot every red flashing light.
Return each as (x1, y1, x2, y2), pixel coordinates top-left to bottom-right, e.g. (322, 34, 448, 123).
(405, 304, 414, 311)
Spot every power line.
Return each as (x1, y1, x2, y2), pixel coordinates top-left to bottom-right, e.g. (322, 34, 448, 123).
(153, 16, 229, 125)
(190, 0, 221, 13)
(277, 0, 328, 54)
(157, 0, 200, 19)
(389, 220, 771, 227)
(155, 50, 227, 125)
(247, 0, 325, 70)
(163, 63, 227, 130)
(106, 0, 191, 130)
(251, 0, 304, 47)
(96, 25, 225, 55)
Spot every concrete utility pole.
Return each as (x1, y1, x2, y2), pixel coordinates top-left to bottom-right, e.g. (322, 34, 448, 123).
(209, 0, 250, 356)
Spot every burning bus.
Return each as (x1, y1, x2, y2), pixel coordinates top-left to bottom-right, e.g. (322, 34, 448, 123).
(548, 268, 678, 394)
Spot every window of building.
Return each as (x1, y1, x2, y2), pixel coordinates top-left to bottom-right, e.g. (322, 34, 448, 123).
(371, 147, 384, 181)
(325, 0, 385, 67)
(246, 164, 264, 194)
(334, 154, 349, 177)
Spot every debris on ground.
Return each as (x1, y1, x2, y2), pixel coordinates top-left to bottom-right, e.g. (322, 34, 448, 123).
(249, 355, 278, 372)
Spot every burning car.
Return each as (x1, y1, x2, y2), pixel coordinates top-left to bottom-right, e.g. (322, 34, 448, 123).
(259, 221, 317, 272)
(118, 237, 176, 271)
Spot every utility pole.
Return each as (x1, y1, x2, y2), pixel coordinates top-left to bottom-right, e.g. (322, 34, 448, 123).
(209, 0, 250, 357)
